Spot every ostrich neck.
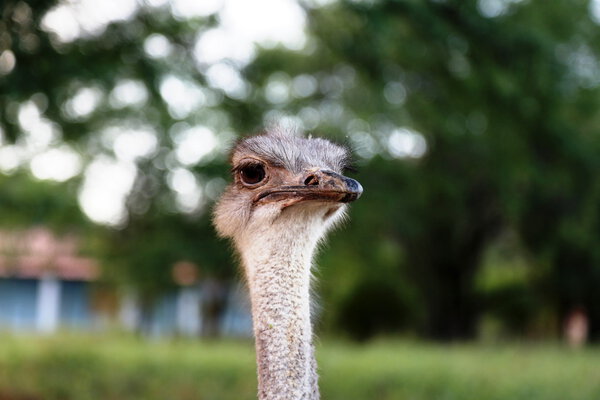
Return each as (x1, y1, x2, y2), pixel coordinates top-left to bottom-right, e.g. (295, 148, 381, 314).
(240, 217, 323, 400)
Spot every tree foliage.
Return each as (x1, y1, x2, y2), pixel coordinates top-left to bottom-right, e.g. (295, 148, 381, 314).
(1, 0, 599, 340)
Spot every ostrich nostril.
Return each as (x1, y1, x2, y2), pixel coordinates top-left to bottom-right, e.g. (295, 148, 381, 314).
(304, 174, 319, 186)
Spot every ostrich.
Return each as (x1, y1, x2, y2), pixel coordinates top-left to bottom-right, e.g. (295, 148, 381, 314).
(213, 129, 362, 400)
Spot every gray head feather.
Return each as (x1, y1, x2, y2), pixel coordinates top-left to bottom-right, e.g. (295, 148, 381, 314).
(231, 129, 351, 174)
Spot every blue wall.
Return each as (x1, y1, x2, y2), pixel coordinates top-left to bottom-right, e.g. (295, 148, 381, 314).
(59, 280, 92, 328)
(0, 278, 38, 331)
(0, 278, 92, 332)
(0, 278, 253, 336)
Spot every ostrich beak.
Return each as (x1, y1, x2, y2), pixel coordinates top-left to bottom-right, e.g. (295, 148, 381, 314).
(255, 169, 363, 205)
(301, 169, 363, 202)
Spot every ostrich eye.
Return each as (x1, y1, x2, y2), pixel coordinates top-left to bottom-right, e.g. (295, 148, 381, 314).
(239, 163, 266, 185)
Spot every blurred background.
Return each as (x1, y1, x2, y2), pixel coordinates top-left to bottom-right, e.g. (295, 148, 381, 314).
(1, 0, 600, 399)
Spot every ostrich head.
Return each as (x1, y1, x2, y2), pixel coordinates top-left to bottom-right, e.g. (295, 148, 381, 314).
(213, 128, 362, 400)
(214, 129, 362, 257)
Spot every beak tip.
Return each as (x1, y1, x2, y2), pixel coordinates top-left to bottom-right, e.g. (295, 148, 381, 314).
(354, 182, 363, 199)
(344, 177, 363, 201)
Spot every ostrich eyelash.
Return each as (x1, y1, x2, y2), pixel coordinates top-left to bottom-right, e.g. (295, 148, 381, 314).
(343, 164, 359, 174)
(231, 160, 264, 174)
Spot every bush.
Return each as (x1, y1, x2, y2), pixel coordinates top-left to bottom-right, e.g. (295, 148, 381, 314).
(0, 335, 599, 400)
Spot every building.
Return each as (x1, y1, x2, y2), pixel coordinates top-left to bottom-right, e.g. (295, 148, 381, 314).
(0, 227, 252, 337)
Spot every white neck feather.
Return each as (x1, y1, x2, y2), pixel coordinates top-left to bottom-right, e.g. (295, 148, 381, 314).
(238, 206, 340, 400)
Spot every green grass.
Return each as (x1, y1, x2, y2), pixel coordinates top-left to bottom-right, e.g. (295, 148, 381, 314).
(0, 335, 599, 400)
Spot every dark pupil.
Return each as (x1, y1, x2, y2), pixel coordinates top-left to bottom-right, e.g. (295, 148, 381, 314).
(240, 164, 265, 185)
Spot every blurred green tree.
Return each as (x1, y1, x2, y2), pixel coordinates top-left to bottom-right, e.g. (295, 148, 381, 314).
(262, 0, 600, 339)
(2, 0, 599, 340)
(0, 171, 84, 229)
(1, 0, 239, 315)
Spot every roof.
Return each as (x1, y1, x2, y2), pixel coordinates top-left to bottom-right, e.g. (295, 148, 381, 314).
(0, 227, 98, 281)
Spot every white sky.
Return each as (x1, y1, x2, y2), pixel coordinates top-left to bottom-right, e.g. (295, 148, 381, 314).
(592, 0, 600, 24)
(78, 157, 137, 226)
(387, 128, 427, 159)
